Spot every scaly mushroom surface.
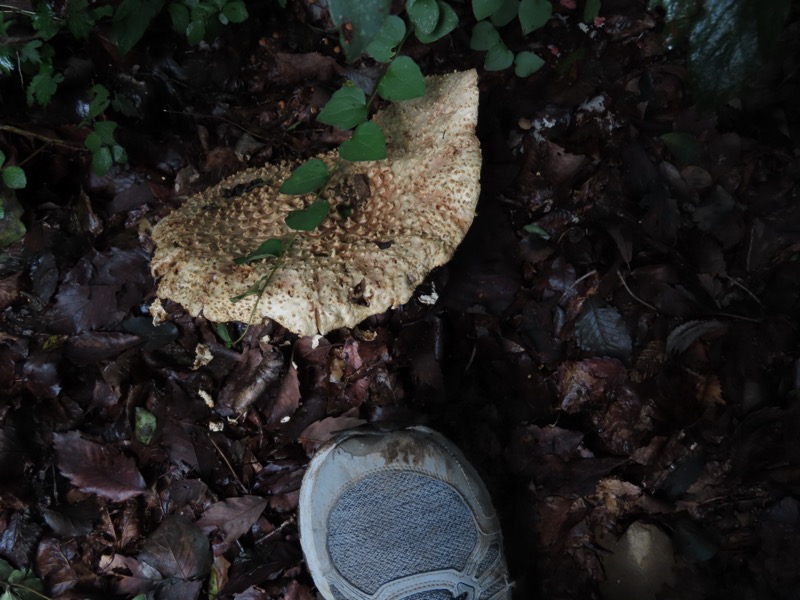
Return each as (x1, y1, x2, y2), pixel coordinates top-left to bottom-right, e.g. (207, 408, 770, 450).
(150, 69, 480, 336)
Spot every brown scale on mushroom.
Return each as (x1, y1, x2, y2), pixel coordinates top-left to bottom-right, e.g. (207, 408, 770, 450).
(150, 70, 481, 336)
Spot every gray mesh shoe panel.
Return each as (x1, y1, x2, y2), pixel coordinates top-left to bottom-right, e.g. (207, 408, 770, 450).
(402, 591, 453, 600)
(327, 470, 477, 595)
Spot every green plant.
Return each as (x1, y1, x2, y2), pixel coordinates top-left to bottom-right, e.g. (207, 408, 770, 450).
(0, 151, 28, 249)
(469, 0, 551, 73)
(651, 0, 791, 106)
(0, 151, 27, 191)
(0, 0, 255, 181)
(0, 558, 47, 600)
(167, 0, 249, 46)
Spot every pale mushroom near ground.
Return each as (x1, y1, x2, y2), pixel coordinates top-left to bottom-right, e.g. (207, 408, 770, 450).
(150, 69, 481, 336)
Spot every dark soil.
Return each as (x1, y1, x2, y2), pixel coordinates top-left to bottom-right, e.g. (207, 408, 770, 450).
(1, 1, 800, 599)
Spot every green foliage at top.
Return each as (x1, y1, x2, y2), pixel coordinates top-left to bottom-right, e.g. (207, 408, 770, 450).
(652, 0, 791, 106)
(67, 0, 114, 39)
(167, 0, 249, 46)
(376, 56, 425, 100)
(328, 0, 391, 61)
(1, 0, 251, 111)
(366, 15, 407, 61)
(469, 0, 549, 72)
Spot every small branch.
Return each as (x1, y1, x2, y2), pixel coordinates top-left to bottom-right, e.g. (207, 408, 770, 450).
(723, 275, 764, 307)
(207, 433, 249, 495)
(0, 124, 83, 150)
(617, 270, 659, 312)
(558, 268, 597, 304)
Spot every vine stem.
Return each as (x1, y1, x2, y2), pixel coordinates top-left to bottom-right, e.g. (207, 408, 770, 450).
(230, 232, 300, 346)
(365, 26, 415, 110)
(0, 124, 82, 150)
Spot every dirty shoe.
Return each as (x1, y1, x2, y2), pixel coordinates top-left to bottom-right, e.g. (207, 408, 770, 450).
(299, 426, 511, 600)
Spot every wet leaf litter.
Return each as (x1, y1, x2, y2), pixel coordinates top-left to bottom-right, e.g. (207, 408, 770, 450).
(1, 2, 800, 600)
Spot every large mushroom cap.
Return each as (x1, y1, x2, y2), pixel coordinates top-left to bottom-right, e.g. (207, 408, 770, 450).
(150, 69, 480, 336)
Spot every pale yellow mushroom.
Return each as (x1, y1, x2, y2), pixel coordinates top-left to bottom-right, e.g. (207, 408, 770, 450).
(150, 69, 480, 336)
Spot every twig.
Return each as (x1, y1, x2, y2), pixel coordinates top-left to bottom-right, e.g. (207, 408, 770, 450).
(557, 268, 597, 304)
(0, 124, 83, 149)
(617, 270, 659, 312)
(723, 275, 764, 307)
(207, 433, 249, 495)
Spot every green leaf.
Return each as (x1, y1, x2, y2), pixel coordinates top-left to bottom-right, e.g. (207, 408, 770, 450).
(518, 0, 551, 34)
(233, 238, 285, 264)
(339, 122, 387, 161)
(67, 0, 96, 39)
(32, 3, 59, 40)
(0, 557, 13, 579)
(0, 150, 5, 167)
(4, 568, 45, 600)
(279, 159, 330, 195)
(186, 18, 206, 44)
(514, 50, 545, 76)
(328, 0, 391, 61)
(317, 86, 368, 130)
(93, 121, 118, 145)
(0, 191, 26, 248)
(0, 47, 14, 74)
(472, 0, 503, 20)
(169, 2, 191, 33)
(485, 42, 514, 71)
(84, 131, 102, 153)
(470, 21, 500, 51)
(523, 222, 550, 239)
(376, 55, 425, 100)
(2, 167, 26, 190)
(660, 132, 703, 165)
(285, 199, 330, 231)
(583, 0, 601, 22)
(92, 146, 113, 175)
(221, 0, 248, 23)
(366, 15, 406, 62)
(686, 0, 791, 107)
(26, 65, 63, 106)
(87, 84, 111, 121)
(407, 0, 440, 35)
(112, 0, 166, 55)
(134, 407, 157, 445)
(490, 0, 520, 26)
(212, 322, 233, 345)
(112, 144, 128, 164)
(20, 40, 43, 65)
(415, 0, 458, 43)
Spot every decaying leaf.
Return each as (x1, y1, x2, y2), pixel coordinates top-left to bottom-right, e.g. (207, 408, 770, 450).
(53, 431, 146, 502)
(196, 495, 268, 552)
(139, 515, 212, 580)
(575, 296, 632, 361)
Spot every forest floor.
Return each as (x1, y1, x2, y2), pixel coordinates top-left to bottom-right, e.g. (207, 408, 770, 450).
(2, 0, 800, 599)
